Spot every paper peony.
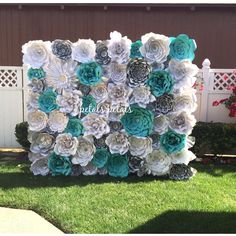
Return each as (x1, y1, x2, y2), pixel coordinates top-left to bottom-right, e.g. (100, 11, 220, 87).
(23, 32, 197, 180)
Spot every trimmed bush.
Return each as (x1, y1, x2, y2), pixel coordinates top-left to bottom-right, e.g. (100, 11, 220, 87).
(15, 122, 30, 151)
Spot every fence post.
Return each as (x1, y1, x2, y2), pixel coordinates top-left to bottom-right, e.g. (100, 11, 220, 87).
(199, 58, 211, 122)
(22, 65, 29, 122)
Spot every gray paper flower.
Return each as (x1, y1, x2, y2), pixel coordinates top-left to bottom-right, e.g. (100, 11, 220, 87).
(28, 78, 45, 93)
(81, 162, 98, 175)
(169, 163, 196, 181)
(128, 156, 144, 174)
(109, 121, 123, 132)
(109, 62, 127, 84)
(51, 39, 72, 60)
(27, 93, 39, 112)
(127, 58, 151, 87)
(153, 114, 169, 135)
(90, 82, 108, 104)
(30, 157, 49, 176)
(95, 41, 111, 65)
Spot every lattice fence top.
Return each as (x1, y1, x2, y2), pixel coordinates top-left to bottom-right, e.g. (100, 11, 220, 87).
(0, 68, 21, 88)
(212, 71, 236, 91)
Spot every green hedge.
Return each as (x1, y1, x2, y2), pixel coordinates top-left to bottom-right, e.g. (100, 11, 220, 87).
(14, 121, 236, 156)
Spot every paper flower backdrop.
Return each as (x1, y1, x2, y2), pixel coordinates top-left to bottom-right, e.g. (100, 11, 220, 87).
(23, 31, 198, 180)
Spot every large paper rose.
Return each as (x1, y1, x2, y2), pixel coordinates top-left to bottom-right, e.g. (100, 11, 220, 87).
(56, 90, 82, 116)
(107, 83, 132, 107)
(127, 58, 151, 87)
(22, 40, 51, 68)
(48, 110, 68, 132)
(81, 95, 97, 115)
(149, 94, 174, 115)
(54, 133, 78, 156)
(129, 86, 155, 108)
(160, 130, 186, 154)
(64, 118, 84, 137)
(130, 40, 143, 59)
(51, 39, 72, 60)
(171, 149, 196, 165)
(28, 78, 45, 93)
(27, 68, 46, 80)
(105, 132, 129, 155)
(169, 34, 197, 61)
(168, 59, 198, 89)
(30, 133, 55, 156)
(82, 113, 110, 139)
(168, 111, 196, 135)
(153, 115, 169, 135)
(109, 62, 127, 84)
(30, 157, 49, 176)
(44, 58, 78, 91)
(140, 32, 170, 64)
(121, 106, 154, 137)
(38, 89, 58, 113)
(90, 82, 108, 104)
(48, 152, 72, 176)
(169, 163, 196, 180)
(76, 62, 102, 86)
(147, 71, 174, 97)
(92, 148, 110, 168)
(107, 31, 132, 64)
(129, 136, 153, 158)
(144, 149, 171, 176)
(72, 39, 96, 63)
(72, 136, 96, 166)
(95, 41, 111, 65)
(106, 153, 129, 178)
(28, 110, 48, 131)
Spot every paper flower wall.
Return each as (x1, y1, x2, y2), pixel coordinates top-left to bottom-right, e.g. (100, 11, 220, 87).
(23, 31, 198, 180)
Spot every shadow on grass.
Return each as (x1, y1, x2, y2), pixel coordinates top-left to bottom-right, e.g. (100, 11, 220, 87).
(129, 210, 236, 233)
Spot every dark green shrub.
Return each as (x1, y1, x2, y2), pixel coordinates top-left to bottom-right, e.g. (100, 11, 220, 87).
(15, 122, 30, 151)
(191, 122, 236, 157)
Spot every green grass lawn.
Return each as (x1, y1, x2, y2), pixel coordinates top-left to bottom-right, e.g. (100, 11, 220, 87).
(0, 158, 236, 233)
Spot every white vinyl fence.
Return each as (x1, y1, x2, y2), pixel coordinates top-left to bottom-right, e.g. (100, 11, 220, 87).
(0, 59, 235, 147)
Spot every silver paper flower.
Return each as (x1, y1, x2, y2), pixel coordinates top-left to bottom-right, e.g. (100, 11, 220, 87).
(82, 113, 110, 139)
(27, 92, 39, 111)
(105, 132, 129, 155)
(28, 110, 48, 132)
(28, 78, 45, 93)
(54, 133, 78, 157)
(81, 162, 98, 175)
(51, 39, 72, 60)
(169, 163, 196, 181)
(48, 110, 68, 133)
(72, 136, 96, 166)
(129, 136, 153, 158)
(95, 40, 111, 65)
(153, 115, 169, 135)
(30, 157, 49, 176)
(90, 82, 108, 104)
(109, 62, 127, 84)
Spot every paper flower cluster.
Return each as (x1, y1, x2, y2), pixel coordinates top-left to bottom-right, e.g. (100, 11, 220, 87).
(23, 31, 198, 180)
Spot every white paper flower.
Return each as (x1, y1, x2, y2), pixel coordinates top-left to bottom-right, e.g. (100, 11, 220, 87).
(168, 111, 196, 135)
(168, 59, 199, 89)
(56, 90, 82, 116)
(109, 62, 127, 84)
(28, 152, 45, 163)
(145, 150, 171, 176)
(28, 78, 45, 93)
(82, 113, 110, 139)
(105, 132, 129, 155)
(129, 136, 153, 158)
(130, 86, 155, 108)
(54, 133, 78, 156)
(72, 39, 96, 63)
(171, 149, 196, 165)
(107, 83, 132, 107)
(30, 157, 50, 176)
(90, 82, 108, 104)
(28, 110, 48, 132)
(81, 162, 98, 175)
(140, 32, 170, 64)
(22, 40, 51, 68)
(107, 31, 132, 64)
(30, 133, 55, 156)
(27, 92, 39, 111)
(48, 110, 68, 132)
(153, 115, 169, 135)
(44, 58, 78, 91)
(72, 136, 96, 166)
(96, 102, 111, 118)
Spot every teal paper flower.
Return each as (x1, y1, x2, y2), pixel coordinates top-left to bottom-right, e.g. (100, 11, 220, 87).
(48, 152, 72, 176)
(81, 95, 97, 115)
(160, 130, 186, 154)
(38, 89, 58, 113)
(27, 68, 46, 80)
(92, 148, 110, 168)
(130, 40, 143, 59)
(76, 62, 102, 86)
(64, 118, 84, 137)
(169, 34, 197, 61)
(121, 106, 154, 137)
(147, 70, 174, 97)
(106, 153, 129, 178)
